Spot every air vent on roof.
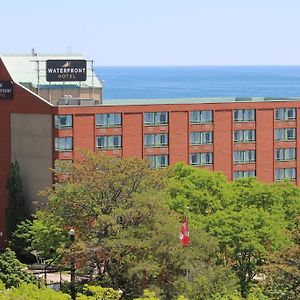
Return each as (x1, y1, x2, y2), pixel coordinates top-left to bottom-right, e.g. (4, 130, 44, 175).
(264, 97, 287, 101)
(235, 97, 252, 101)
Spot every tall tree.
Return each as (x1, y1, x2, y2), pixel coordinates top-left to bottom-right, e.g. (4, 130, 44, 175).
(167, 164, 298, 298)
(5, 160, 26, 241)
(32, 153, 238, 299)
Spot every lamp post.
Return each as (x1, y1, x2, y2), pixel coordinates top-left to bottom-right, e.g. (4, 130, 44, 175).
(69, 228, 76, 300)
(37, 273, 43, 289)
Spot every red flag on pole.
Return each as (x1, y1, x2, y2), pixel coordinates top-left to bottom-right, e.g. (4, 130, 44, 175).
(180, 216, 189, 247)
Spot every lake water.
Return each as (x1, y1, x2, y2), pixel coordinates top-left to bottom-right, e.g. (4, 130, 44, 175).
(95, 66, 300, 100)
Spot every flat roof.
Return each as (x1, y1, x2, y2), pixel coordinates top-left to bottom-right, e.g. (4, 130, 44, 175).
(102, 96, 300, 106)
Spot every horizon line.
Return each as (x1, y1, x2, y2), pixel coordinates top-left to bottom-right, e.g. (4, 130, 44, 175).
(95, 64, 300, 67)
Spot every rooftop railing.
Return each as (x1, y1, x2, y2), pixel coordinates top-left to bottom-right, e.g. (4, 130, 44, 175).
(51, 98, 101, 106)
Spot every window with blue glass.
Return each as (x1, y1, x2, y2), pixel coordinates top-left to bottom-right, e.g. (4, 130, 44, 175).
(96, 113, 122, 127)
(190, 152, 213, 166)
(233, 170, 256, 179)
(275, 128, 296, 141)
(96, 135, 122, 149)
(233, 130, 255, 143)
(190, 131, 213, 145)
(148, 155, 169, 168)
(144, 134, 168, 147)
(144, 112, 168, 126)
(55, 137, 73, 151)
(55, 115, 73, 129)
(275, 108, 296, 121)
(233, 109, 255, 122)
(233, 150, 256, 164)
(275, 168, 296, 181)
(275, 148, 296, 161)
(190, 110, 213, 124)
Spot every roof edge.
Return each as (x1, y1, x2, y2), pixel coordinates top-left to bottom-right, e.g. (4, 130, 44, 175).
(14, 82, 54, 107)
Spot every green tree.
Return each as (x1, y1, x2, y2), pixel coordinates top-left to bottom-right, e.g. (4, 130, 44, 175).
(133, 289, 160, 300)
(32, 153, 238, 299)
(261, 216, 300, 299)
(167, 164, 298, 298)
(0, 248, 36, 288)
(77, 284, 121, 300)
(0, 281, 70, 300)
(204, 208, 290, 297)
(6, 160, 27, 241)
(168, 163, 231, 217)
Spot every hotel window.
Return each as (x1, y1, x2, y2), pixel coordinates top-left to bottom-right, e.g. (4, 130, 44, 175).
(148, 154, 169, 168)
(54, 115, 72, 129)
(275, 108, 296, 121)
(275, 128, 296, 141)
(233, 130, 256, 143)
(144, 112, 168, 126)
(55, 137, 73, 151)
(144, 134, 168, 147)
(233, 170, 256, 179)
(275, 168, 296, 181)
(190, 110, 213, 124)
(190, 131, 213, 145)
(233, 150, 256, 164)
(96, 135, 122, 149)
(275, 148, 296, 161)
(190, 152, 213, 166)
(233, 109, 255, 122)
(96, 113, 122, 127)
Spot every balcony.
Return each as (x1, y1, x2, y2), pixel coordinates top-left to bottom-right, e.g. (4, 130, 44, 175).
(51, 97, 101, 106)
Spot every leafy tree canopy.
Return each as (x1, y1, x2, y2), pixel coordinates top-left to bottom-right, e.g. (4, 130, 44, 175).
(167, 164, 299, 297)
(0, 248, 36, 288)
(27, 153, 238, 299)
(0, 281, 70, 300)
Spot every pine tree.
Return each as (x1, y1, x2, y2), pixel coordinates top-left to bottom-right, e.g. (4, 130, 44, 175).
(5, 160, 26, 241)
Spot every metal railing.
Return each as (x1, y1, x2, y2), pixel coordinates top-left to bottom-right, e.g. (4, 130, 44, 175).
(51, 98, 101, 106)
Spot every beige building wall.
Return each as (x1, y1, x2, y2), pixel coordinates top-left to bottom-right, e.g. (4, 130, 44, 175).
(11, 113, 53, 213)
(37, 87, 102, 103)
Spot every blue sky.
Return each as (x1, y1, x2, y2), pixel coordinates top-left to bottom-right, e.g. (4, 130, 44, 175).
(1, 0, 299, 66)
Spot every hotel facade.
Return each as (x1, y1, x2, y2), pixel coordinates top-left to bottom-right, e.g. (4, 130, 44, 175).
(0, 53, 300, 245)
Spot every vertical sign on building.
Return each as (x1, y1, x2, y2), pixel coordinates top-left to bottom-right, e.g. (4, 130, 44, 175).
(0, 81, 13, 99)
(46, 60, 87, 82)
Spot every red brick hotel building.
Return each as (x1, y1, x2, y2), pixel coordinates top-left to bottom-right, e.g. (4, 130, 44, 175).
(0, 53, 300, 244)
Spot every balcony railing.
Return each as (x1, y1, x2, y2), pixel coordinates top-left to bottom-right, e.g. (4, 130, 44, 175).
(51, 98, 101, 106)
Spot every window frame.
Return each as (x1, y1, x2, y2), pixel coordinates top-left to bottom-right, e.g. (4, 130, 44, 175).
(275, 128, 296, 141)
(190, 131, 213, 145)
(144, 133, 168, 148)
(275, 148, 296, 161)
(54, 115, 73, 129)
(233, 170, 256, 179)
(144, 112, 168, 126)
(54, 137, 73, 152)
(189, 152, 213, 166)
(275, 168, 296, 181)
(233, 109, 256, 122)
(148, 154, 169, 168)
(275, 108, 296, 121)
(233, 150, 256, 164)
(233, 130, 256, 143)
(190, 110, 213, 124)
(96, 113, 122, 128)
(96, 135, 122, 150)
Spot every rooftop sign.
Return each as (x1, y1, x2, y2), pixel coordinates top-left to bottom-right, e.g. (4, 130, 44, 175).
(0, 81, 13, 99)
(46, 60, 87, 82)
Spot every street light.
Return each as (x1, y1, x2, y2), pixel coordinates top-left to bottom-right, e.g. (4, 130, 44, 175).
(69, 228, 76, 300)
(37, 273, 43, 289)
